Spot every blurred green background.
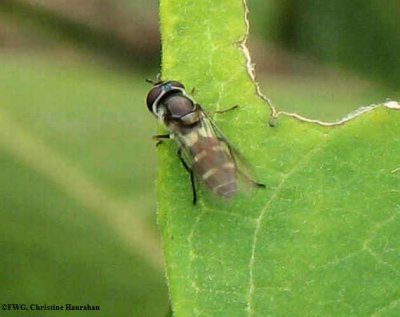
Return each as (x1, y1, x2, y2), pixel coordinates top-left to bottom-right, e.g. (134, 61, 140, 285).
(0, 1, 399, 316)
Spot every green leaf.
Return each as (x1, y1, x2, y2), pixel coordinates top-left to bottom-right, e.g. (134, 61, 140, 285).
(158, 0, 400, 316)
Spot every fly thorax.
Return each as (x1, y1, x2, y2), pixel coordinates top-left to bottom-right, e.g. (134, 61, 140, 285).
(163, 93, 200, 125)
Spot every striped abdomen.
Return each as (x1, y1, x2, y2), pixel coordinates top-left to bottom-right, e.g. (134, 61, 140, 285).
(190, 136, 237, 198)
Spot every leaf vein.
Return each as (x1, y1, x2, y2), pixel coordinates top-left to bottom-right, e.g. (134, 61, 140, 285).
(245, 135, 328, 316)
(365, 248, 400, 277)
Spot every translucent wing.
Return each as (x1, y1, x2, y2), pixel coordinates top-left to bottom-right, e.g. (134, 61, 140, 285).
(200, 107, 266, 191)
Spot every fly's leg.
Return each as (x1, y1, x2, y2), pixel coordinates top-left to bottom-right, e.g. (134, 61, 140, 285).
(177, 149, 197, 205)
(215, 105, 239, 114)
(204, 104, 239, 118)
(152, 134, 171, 146)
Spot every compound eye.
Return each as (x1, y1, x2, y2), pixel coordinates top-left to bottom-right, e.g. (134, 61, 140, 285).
(165, 80, 185, 90)
(146, 85, 163, 113)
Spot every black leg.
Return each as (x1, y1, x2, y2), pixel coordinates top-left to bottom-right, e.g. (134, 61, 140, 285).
(189, 171, 197, 205)
(152, 134, 171, 146)
(215, 104, 239, 114)
(177, 149, 197, 205)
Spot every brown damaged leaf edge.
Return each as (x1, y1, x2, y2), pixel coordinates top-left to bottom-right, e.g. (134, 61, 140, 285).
(242, 0, 400, 315)
(240, 1, 400, 128)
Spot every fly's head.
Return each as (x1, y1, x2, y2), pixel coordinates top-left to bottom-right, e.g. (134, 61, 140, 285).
(146, 80, 200, 127)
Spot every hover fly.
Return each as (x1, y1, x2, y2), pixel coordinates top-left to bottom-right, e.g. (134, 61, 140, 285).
(146, 79, 265, 204)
